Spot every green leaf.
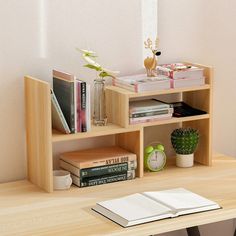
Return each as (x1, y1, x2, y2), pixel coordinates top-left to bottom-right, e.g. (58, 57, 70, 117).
(84, 64, 102, 71)
(99, 71, 111, 78)
(84, 52, 97, 58)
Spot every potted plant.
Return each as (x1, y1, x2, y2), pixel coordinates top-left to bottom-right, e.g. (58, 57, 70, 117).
(171, 128, 199, 167)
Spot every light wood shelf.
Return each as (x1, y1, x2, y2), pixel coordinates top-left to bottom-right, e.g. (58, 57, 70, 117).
(106, 84, 211, 98)
(52, 123, 141, 143)
(129, 114, 210, 128)
(25, 62, 213, 193)
(106, 62, 213, 167)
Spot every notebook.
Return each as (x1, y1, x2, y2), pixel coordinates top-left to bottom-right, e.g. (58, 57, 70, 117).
(92, 188, 220, 227)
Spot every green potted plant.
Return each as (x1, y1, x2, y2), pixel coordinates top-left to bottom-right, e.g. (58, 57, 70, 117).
(171, 128, 199, 167)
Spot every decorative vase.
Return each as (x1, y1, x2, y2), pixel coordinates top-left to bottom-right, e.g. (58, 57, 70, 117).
(176, 153, 194, 168)
(93, 77, 107, 126)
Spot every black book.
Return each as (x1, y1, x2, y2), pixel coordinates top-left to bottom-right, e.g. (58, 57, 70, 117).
(53, 70, 76, 133)
(171, 102, 207, 117)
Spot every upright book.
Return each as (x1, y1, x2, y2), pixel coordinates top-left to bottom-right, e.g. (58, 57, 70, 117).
(53, 70, 76, 133)
(51, 89, 71, 134)
(93, 188, 220, 227)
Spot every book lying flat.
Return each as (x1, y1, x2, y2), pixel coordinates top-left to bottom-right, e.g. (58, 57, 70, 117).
(157, 63, 204, 80)
(113, 74, 170, 92)
(92, 188, 220, 227)
(71, 170, 135, 187)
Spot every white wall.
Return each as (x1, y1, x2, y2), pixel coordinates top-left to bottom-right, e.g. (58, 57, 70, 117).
(158, 0, 236, 157)
(158, 1, 236, 235)
(0, 0, 157, 182)
(0, 0, 235, 235)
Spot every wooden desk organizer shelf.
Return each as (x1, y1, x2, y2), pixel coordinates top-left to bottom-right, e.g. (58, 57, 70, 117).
(25, 62, 213, 193)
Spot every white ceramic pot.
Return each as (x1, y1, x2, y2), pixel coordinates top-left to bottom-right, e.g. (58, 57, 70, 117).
(176, 153, 194, 168)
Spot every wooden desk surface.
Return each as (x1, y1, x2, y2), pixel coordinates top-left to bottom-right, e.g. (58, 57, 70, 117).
(0, 155, 236, 236)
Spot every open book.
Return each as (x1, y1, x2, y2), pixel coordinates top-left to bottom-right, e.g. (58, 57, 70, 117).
(92, 188, 220, 227)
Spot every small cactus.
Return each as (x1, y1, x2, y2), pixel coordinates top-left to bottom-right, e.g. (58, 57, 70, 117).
(171, 128, 199, 155)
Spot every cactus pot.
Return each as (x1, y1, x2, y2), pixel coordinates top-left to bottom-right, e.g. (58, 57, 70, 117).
(176, 153, 194, 168)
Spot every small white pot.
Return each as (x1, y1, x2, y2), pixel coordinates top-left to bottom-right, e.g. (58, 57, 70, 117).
(176, 153, 194, 168)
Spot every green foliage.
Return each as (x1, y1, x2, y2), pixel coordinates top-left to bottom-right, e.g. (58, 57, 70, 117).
(99, 71, 110, 78)
(84, 64, 102, 71)
(78, 48, 115, 79)
(171, 128, 199, 155)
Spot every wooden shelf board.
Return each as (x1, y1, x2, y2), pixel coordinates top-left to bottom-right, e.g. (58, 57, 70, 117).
(52, 123, 141, 143)
(106, 84, 211, 98)
(129, 114, 210, 128)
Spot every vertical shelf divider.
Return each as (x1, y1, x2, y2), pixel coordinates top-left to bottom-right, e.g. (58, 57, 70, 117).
(25, 76, 53, 192)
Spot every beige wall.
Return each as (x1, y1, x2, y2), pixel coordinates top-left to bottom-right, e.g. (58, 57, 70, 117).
(158, 0, 236, 235)
(0, 0, 158, 182)
(158, 0, 236, 157)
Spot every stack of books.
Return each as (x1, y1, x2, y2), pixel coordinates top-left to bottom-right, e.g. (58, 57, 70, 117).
(112, 74, 170, 92)
(157, 63, 205, 88)
(59, 146, 137, 187)
(129, 99, 173, 124)
(52, 70, 91, 134)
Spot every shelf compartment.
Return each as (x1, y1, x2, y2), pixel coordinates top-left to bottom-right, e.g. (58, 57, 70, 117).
(52, 123, 141, 143)
(106, 84, 211, 99)
(129, 114, 210, 128)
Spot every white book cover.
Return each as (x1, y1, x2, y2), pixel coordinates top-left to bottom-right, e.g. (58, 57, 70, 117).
(113, 74, 170, 92)
(129, 99, 171, 113)
(170, 77, 205, 88)
(92, 188, 220, 227)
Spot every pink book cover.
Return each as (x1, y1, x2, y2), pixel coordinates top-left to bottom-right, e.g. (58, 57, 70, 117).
(76, 81, 81, 132)
(53, 69, 75, 81)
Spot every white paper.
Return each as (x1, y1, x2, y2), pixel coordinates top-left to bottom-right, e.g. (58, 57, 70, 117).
(98, 193, 171, 221)
(144, 188, 217, 210)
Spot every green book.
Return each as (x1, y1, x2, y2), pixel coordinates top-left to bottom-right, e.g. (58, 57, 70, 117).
(60, 160, 137, 178)
(71, 170, 136, 188)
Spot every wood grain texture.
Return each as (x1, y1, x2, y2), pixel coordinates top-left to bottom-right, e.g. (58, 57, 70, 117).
(0, 155, 236, 236)
(115, 129, 143, 177)
(106, 85, 211, 98)
(105, 88, 129, 127)
(182, 63, 213, 166)
(52, 124, 140, 142)
(25, 76, 53, 192)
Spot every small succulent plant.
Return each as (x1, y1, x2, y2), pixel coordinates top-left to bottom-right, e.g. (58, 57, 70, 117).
(171, 128, 199, 155)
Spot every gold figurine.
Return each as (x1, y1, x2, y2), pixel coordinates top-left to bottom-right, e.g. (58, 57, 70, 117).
(144, 38, 161, 77)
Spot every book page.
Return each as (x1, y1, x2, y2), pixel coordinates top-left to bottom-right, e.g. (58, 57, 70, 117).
(97, 193, 172, 221)
(143, 188, 218, 211)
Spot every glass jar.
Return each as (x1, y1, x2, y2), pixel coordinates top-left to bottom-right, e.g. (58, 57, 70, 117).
(93, 77, 107, 126)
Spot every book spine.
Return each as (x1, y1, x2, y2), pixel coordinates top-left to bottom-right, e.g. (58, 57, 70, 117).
(112, 79, 135, 92)
(130, 108, 173, 118)
(70, 80, 75, 133)
(85, 83, 91, 131)
(60, 160, 137, 178)
(80, 81, 87, 132)
(129, 113, 172, 124)
(60, 153, 137, 169)
(76, 81, 81, 132)
(71, 171, 136, 187)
